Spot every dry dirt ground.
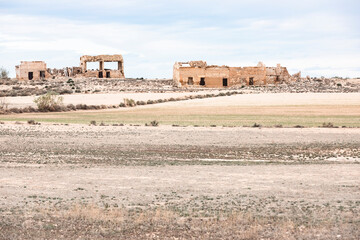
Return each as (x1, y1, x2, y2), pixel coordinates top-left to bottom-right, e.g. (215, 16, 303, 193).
(4, 92, 360, 108)
(0, 124, 359, 239)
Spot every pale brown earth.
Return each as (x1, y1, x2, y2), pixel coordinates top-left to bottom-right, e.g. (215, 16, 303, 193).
(0, 124, 359, 239)
(3, 90, 225, 108)
(3, 92, 360, 108)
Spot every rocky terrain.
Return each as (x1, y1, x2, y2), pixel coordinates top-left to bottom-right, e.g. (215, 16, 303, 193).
(0, 77, 359, 97)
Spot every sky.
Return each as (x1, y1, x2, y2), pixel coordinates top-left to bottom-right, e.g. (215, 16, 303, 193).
(0, 0, 359, 78)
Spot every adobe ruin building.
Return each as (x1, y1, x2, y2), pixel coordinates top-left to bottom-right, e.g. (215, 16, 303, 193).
(15, 54, 125, 80)
(173, 61, 298, 87)
(15, 61, 51, 81)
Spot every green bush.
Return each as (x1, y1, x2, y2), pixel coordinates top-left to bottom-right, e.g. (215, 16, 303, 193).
(0, 67, 9, 79)
(34, 92, 64, 112)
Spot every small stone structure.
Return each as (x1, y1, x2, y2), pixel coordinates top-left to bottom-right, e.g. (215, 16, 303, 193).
(15, 54, 125, 80)
(173, 61, 297, 87)
(15, 61, 51, 81)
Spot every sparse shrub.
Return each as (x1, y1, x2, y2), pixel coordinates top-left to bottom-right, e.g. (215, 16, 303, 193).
(252, 123, 262, 128)
(9, 107, 22, 113)
(60, 89, 73, 95)
(20, 106, 36, 113)
(294, 125, 304, 128)
(87, 105, 98, 110)
(119, 103, 126, 107)
(150, 120, 159, 126)
(210, 125, 217, 127)
(157, 99, 164, 103)
(0, 67, 9, 79)
(147, 100, 154, 104)
(322, 122, 335, 128)
(136, 101, 146, 105)
(27, 119, 40, 125)
(76, 104, 88, 110)
(337, 83, 342, 87)
(274, 124, 283, 128)
(100, 105, 107, 109)
(218, 92, 226, 96)
(123, 98, 136, 107)
(169, 98, 176, 101)
(90, 120, 97, 126)
(100, 122, 107, 126)
(34, 92, 64, 112)
(66, 104, 76, 111)
(0, 97, 8, 113)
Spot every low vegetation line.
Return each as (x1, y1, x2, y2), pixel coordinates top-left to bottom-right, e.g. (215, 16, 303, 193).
(0, 91, 242, 114)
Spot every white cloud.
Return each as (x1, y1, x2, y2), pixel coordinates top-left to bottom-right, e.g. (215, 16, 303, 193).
(0, 11, 359, 78)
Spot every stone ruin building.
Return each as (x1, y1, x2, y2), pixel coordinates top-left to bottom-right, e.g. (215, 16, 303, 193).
(15, 61, 51, 81)
(80, 54, 124, 79)
(15, 54, 125, 80)
(173, 61, 300, 87)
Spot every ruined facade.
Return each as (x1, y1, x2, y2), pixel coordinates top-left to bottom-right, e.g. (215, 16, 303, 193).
(173, 61, 295, 87)
(80, 55, 124, 79)
(15, 54, 125, 80)
(15, 61, 51, 81)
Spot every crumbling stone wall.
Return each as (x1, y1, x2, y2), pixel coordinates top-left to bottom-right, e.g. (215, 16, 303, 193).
(230, 66, 267, 85)
(80, 55, 125, 79)
(173, 61, 293, 87)
(265, 64, 291, 84)
(16, 54, 125, 81)
(15, 61, 50, 81)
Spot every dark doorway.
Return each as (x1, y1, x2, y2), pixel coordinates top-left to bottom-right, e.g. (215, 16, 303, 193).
(222, 78, 228, 87)
(249, 77, 254, 85)
(40, 71, 45, 79)
(106, 72, 111, 78)
(28, 72, 33, 80)
(98, 72, 103, 78)
(188, 77, 193, 85)
(200, 77, 205, 86)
